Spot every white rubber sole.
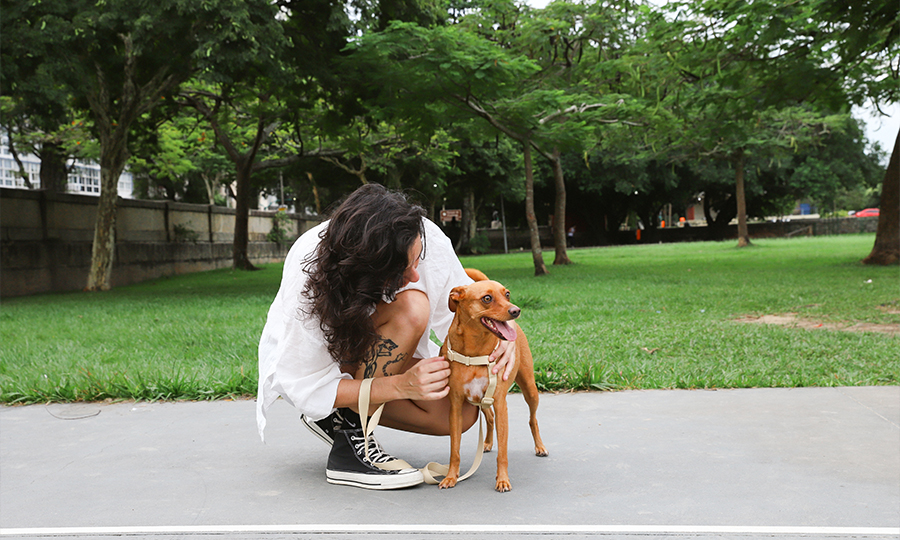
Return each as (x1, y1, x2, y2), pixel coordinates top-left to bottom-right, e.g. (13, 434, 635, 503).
(326, 469, 424, 490)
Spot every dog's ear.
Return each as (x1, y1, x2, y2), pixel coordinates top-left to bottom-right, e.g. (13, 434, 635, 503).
(448, 286, 466, 313)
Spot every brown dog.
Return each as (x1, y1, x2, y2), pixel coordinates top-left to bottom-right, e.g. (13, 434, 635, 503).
(438, 272, 548, 492)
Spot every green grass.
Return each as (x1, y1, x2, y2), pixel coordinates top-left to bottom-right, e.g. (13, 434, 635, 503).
(1, 234, 897, 404)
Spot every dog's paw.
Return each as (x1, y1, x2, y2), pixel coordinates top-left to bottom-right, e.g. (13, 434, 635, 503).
(483, 441, 493, 453)
(495, 479, 512, 492)
(439, 477, 458, 489)
(535, 446, 548, 457)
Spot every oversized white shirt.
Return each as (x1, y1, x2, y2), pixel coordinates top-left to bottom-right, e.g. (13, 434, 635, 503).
(256, 218, 471, 441)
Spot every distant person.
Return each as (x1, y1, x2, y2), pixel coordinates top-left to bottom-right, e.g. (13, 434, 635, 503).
(567, 226, 575, 247)
(257, 184, 516, 490)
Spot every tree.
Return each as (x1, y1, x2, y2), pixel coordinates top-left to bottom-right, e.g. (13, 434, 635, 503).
(0, 3, 79, 193)
(814, 0, 898, 264)
(630, 1, 854, 246)
(863, 130, 899, 265)
(2, 0, 286, 289)
(503, 0, 645, 264)
(348, 18, 637, 274)
(179, 85, 327, 269)
(656, 0, 898, 256)
(442, 131, 522, 252)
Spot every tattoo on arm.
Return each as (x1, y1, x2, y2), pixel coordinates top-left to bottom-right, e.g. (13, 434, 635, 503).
(363, 358, 377, 379)
(364, 337, 399, 378)
(382, 354, 406, 377)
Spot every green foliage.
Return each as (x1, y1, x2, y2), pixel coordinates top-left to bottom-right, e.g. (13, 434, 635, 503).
(467, 232, 491, 254)
(2, 0, 894, 258)
(173, 224, 200, 243)
(266, 211, 293, 245)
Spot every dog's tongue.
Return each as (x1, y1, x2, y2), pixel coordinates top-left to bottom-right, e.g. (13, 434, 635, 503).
(494, 319, 517, 341)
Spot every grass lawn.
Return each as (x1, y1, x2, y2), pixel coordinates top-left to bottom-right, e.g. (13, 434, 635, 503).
(1, 234, 897, 404)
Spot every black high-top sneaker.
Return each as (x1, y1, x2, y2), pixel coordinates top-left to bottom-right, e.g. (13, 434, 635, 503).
(325, 410, 423, 490)
(301, 409, 346, 446)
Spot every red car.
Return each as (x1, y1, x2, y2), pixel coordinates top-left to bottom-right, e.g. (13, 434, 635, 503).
(854, 208, 880, 217)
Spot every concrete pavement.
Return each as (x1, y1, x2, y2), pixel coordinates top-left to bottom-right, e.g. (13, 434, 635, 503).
(1, 387, 898, 539)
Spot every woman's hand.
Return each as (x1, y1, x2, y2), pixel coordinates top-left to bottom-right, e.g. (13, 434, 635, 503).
(397, 356, 451, 401)
(489, 339, 517, 381)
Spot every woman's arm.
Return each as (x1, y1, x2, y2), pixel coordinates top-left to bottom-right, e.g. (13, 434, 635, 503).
(334, 356, 451, 414)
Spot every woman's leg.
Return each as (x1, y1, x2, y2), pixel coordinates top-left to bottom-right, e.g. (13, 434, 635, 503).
(360, 289, 478, 436)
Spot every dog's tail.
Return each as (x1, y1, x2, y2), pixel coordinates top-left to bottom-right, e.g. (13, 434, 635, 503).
(464, 268, 489, 282)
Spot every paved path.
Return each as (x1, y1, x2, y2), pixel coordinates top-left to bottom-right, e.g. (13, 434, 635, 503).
(2, 387, 898, 539)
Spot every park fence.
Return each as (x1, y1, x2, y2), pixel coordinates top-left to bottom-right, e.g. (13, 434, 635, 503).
(0, 188, 320, 297)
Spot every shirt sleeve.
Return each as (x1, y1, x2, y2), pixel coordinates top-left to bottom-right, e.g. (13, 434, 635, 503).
(256, 221, 351, 442)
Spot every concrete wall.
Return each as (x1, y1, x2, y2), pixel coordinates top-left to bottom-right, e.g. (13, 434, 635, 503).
(1, 189, 321, 297)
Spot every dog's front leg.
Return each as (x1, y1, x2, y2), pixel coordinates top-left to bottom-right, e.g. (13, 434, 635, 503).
(439, 393, 464, 489)
(493, 395, 511, 492)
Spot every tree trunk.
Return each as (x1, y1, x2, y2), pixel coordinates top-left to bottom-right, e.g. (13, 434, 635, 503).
(550, 148, 571, 265)
(201, 171, 226, 205)
(233, 162, 258, 270)
(5, 128, 34, 189)
(457, 187, 476, 252)
(734, 149, 751, 247)
(39, 142, 69, 193)
(82, 32, 184, 291)
(524, 141, 549, 276)
(85, 145, 128, 291)
(308, 172, 322, 215)
(863, 128, 899, 266)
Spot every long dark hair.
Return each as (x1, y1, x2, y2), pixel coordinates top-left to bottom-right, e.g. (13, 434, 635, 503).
(303, 184, 426, 368)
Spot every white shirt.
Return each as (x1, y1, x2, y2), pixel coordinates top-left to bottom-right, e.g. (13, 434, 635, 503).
(256, 218, 471, 441)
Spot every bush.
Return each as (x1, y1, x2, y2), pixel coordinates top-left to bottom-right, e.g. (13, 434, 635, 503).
(467, 233, 491, 254)
(266, 211, 292, 244)
(173, 223, 199, 243)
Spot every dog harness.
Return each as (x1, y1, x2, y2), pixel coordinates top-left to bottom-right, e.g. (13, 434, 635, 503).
(356, 338, 507, 486)
(444, 338, 500, 407)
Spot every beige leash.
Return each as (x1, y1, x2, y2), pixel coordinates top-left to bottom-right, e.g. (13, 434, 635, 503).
(358, 378, 415, 471)
(356, 339, 504, 485)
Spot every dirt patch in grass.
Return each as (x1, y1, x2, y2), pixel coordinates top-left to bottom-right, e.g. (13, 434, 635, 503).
(734, 313, 900, 336)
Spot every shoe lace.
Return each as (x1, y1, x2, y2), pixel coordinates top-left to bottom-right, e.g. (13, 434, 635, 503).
(350, 434, 396, 464)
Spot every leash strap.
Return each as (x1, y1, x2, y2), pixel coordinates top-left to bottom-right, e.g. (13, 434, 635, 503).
(358, 378, 414, 471)
(357, 377, 486, 482)
(421, 339, 506, 485)
(356, 338, 509, 485)
(420, 409, 486, 485)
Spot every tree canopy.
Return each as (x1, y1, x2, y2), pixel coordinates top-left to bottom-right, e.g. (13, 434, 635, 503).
(2, 0, 896, 289)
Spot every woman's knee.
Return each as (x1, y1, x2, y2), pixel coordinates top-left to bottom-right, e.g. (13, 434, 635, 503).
(378, 289, 429, 336)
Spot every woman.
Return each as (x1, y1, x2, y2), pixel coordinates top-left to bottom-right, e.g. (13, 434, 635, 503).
(257, 184, 515, 490)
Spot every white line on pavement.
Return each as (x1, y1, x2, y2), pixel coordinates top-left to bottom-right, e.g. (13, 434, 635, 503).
(2, 524, 900, 536)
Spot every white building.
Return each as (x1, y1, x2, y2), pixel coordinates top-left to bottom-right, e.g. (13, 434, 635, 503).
(1, 133, 134, 198)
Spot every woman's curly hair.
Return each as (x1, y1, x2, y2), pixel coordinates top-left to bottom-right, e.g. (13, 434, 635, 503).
(302, 184, 426, 368)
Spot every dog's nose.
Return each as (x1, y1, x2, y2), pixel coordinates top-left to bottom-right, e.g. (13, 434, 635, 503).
(508, 306, 520, 319)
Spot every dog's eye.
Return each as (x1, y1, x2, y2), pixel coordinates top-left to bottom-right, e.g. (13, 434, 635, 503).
(505, 291, 511, 300)
(482, 295, 493, 304)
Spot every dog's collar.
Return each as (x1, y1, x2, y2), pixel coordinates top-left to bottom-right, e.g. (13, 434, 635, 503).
(445, 338, 499, 366)
(446, 339, 500, 408)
